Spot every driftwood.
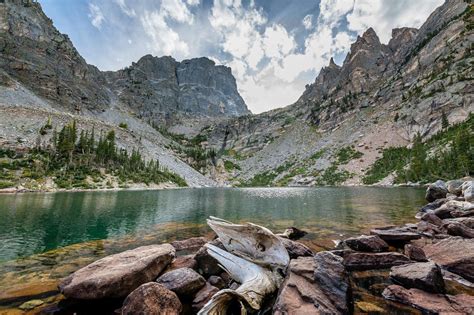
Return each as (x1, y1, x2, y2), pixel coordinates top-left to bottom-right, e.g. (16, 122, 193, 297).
(198, 217, 290, 314)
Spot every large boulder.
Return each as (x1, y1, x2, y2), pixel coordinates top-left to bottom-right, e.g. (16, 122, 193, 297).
(382, 285, 474, 314)
(273, 254, 351, 314)
(390, 262, 445, 293)
(463, 181, 474, 202)
(279, 238, 313, 258)
(156, 267, 206, 297)
(447, 180, 464, 196)
(425, 180, 448, 202)
(121, 283, 182, 315)
(59, 244, 175, 299)
(444, 221, 474, 238)
(344, 235, 389, 252)
(422, 237, 474, 281)
(343, 252, 410, 271)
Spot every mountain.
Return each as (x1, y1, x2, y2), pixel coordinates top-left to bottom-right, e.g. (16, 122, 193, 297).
(199, 0, 473, 186)
(0, 0, 472, 189)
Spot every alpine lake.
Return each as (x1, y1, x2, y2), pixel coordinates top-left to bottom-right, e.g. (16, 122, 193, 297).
(0, 187, 427, 314)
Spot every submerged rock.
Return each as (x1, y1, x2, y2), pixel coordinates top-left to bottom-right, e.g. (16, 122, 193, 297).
(423, 237, 474, 282)
(343, 252, 410, 271)
(390, 262, 445, 293)
(156, 267, 206, 297)
(121, 283, 182, 315)
(59, 244, 175, 299)
(344, 235, 389, 252)
(426, 180, 448, 202)
(382, 285, 474, 314)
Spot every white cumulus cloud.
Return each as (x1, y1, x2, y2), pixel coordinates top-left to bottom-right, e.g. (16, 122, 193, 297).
(302, 14, 313, 30)
(88, 3, 105, 29)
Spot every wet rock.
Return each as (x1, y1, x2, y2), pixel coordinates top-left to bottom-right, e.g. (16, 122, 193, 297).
(195, 239, 225, 277)
(444, 222, 474, 238)
(390, 262, 445, 293)
(447, 180, 464, 196)
(59, 244, 175, 299)
(423, 237, 474, 281)
(273, 254, 350, 314)
(121, 283, 182, 315)
(191, 283, 219, 312)
(156, 267, 206, 297)
(426, 180, 448, 202)
(382, 285, 474, 314)
(278, 227, 308, 240)
(166, 255, 197, 272)
(343, 252, 410, 271)
(279, 238, 313, 258)
(370, 227, 421, 243)
(207, 275, 226, 289)
(344, 235, 389, 252)
(404, 244, 428, 262)
(171, 237, 207, 253)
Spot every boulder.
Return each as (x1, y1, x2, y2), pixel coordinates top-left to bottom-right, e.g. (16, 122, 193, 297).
(421, 212, 443, 226)
(419, 198, 447, 213)
(447, 180, 464, 196)
(171, 237, 207, 253)
(423, 237, 474, 281)
(278, 227, 307, 240)
(390, 262, 445, 293)
(191, 283, 219, 312)
(425, 180, 448, 202)
(344, 235, 389, 252)
(195, 239, 225, 277)
(121, 283, 182, 315)
(404, 244, 428, 262)
(59, 244, 175, 299)
(273, 254, 351, 314)
(279, 238, 313, 258)
(444, 222, 474, 238)
(382, 285, 474, 314)
(462, 181, 474, 202)
(166, 255, 197, 272)
(417, 221, 444, 236)
(370, 227, 421, 243)
(343, 252, 410, 271)
(156, 267, 206, 297)
(444, 217, 474, 229)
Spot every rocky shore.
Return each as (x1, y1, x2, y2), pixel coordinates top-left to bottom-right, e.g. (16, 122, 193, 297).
(15, 179, 474, 314)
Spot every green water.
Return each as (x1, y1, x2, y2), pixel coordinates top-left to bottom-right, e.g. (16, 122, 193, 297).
(0, 187, 425, 262)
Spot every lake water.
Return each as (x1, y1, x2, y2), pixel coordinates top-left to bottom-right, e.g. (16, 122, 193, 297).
(0, 187, 425, 312)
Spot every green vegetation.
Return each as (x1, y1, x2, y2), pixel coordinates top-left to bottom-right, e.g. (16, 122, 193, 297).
(309, 149, 325, 160)
(240, 170, 278, 187)
(118, 122, 128, 129)
(337, 146, 363, 164)
(316, 165, 352, 186)
(224, 160, 240, 172)
(0, 121, 187, 190)
(363, 114, 474, 184)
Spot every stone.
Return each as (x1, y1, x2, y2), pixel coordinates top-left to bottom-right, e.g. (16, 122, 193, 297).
(382, 285, 474, 314)
(343, 252, 410, 271)
(420, 198, 447, 213)
(423, 237, 474, 282)
(444, 222, 474, 238)
(59, 244, 175, 299)
(195, 239, 225, 277)
(417, 220, 444, 236)
(344, 235, 389, 252)
(463, 181, 474, 202)
(404, 244, 428, 262)
(166, 254, 197, 272)
(207, 275, 226, 289)
(171, 237, 207, 252)
(355, 301, 384, 313)
(273, 254, 351, 314)
(447, 180, 464, 196)
(390, 262, 445, 293)
(191, 283, 219, 312)
(444, 217, 474, 229)
(121, 283, 182, 315)
(425, 180, 448, 202)
(279, 227, 307, 240)
(280, 238, 313, 258)
(18, 299, 44, 311)
(421, 211, 443, 226)
(156, 267, 206, 297)
(370, 227, 421, 243)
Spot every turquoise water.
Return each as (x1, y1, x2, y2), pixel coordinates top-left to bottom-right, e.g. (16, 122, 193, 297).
(0, 187, 425, 262)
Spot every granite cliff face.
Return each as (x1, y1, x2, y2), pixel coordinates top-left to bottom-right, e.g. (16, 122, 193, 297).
(106, 55, 249, 122)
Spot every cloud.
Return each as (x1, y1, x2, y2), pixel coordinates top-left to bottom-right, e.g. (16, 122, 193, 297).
(302, 14, 313, 30)
(347, 0, 444, 43)
(88, 3, 105, 29)
(115, 0, 136, 17)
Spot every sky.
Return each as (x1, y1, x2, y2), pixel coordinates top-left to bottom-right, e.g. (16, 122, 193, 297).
(38, 0, 444, 114)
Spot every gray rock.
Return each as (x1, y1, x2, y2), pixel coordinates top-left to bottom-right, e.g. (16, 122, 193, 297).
(121, 283, 182, 315)
(343, 252, 410, 271)
(59, 244, 175, 299)
(156, 267, 206, 297)
(390, 262, 445, 293)
(207, 275, 226, 289)
(426, 180, 448, 202)
(279, 238, 313, 258)
(447, 180, 464, 196)
(344, 235, 389, 252)
(463, 181, 474, 202)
